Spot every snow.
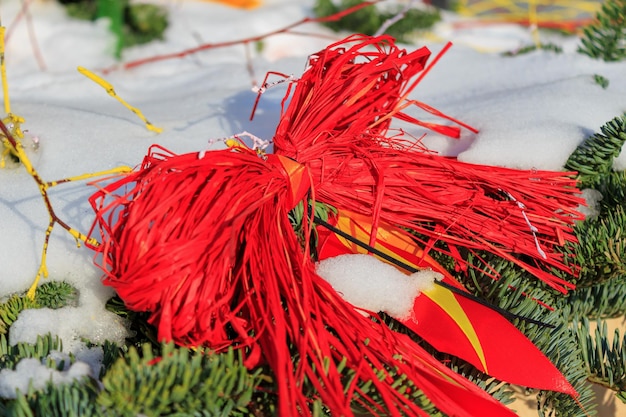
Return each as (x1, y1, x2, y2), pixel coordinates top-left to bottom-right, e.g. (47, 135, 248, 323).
(578, 188, 604, 220)
(0, 0, 624, 400)
(316, 254, 441, 319)
(0, 357, 92, 399)
(9, 306, 127, 354)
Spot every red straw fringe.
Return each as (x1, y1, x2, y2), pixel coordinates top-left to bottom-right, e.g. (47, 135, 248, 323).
(272, 34, 584, 293)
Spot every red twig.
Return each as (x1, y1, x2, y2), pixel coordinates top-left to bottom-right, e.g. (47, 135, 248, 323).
(5, 0, 47, 71)
(101, 1, 381, 74)
(243, 41, 257, 88)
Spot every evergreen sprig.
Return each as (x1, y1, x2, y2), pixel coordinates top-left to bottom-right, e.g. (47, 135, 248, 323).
(502, 42, 563, 57)
(342, 358, 444, 416)
(578, 0, 626, 61)
(596, 170, 626, 210)
(593, 73, 610, 89)
(561, 115, 626, 288)
(575, 317, 626, 395)
(5, 378, 101, 417)
(0, 333, 62, 371)
(58, 0, 168, 58)
(97, 342, 262, 417)
(0, 296, 37, 336)
(313, 0, 440, 42)
(564, 115, 626, 189)
(99, 340, 125, 379)
(34, 281, 78, 309)
(566, 275, 626, 319)
(289, 200, 336, 261)
(105, 295, 158, 348)
(0, 334, 101, 417)
(0, 282, 78, 335)
(564, 204, 626, 287)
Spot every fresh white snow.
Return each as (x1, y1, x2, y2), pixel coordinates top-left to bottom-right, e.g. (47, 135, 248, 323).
(0, 357, 93, 399)
(316, 253, 441, 319)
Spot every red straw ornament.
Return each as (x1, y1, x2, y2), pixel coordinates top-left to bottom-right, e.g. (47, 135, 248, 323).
(87, 145, 518, 417)
(86, 34, 584, 416)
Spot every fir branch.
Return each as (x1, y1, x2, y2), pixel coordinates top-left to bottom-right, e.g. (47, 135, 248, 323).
(561, 115, 626, 288)
(593, 74, 610, 89)
(566, 275, 626, 319)
(313, 0, 440, 42)
(0, 282, 79, 335)
(596, 170, 626, 211)
(5, 378, 102, 417)
(105, 295, 159, 348)
(256, 323, 451, 416)
(502, 42, 563, 57)
(574, 317, 626, 393)
(97, 342, 262, 417)
(564, 204, 626, 288)
(34, 281, 79, 309)
(0, 333, 62, 371)
(123, 3, 168, 48)
(60, 0, 99, 20)
(99, 340, 125, 380)
(531, 305, 596, 417)
(288, 200, 335, 260)
(564, 115, 626, 189)
(0, 295, 37, 336)
(343, 360, 444, 416)
(578, 0, 626, 62)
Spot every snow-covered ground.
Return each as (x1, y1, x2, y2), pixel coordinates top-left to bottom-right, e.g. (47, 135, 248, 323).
(0, 0, 625, 410)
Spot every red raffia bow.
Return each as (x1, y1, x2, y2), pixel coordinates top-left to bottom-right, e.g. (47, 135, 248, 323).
(87, 145, 518, 416)
(87, 34, 584, 416)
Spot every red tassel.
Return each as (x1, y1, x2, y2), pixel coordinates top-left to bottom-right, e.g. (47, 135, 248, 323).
(271, 34, 584, 292)
(87, 145, 517, 416)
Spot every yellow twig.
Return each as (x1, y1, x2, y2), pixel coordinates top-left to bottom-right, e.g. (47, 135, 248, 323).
(78, 66, 163, 133)
(1, 29, 134, 297)
(1, 118, 132, 298)
(456, 0, 601, 25)
(46, 166, 132, 187)
(1, 26, 10, 115)
(528, 0, 542, 47)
